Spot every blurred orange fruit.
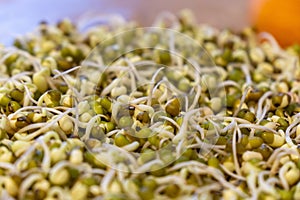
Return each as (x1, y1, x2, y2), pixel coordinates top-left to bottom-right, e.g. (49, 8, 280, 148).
(250, 0, 300, 47)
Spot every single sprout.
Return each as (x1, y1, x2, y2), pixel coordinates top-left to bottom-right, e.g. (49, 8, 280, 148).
(165, 97, 181, 117)
(118, 116, 133, 129)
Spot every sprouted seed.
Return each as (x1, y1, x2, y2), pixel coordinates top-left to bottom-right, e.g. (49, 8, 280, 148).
(0, 10, 299, 200)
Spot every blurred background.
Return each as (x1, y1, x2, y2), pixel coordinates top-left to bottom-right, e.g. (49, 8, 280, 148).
(0, 0, 249, 45)
(1, 0, 299, 46)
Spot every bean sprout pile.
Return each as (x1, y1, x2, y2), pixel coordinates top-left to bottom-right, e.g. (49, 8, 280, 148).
(0, 10, 300, 200)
